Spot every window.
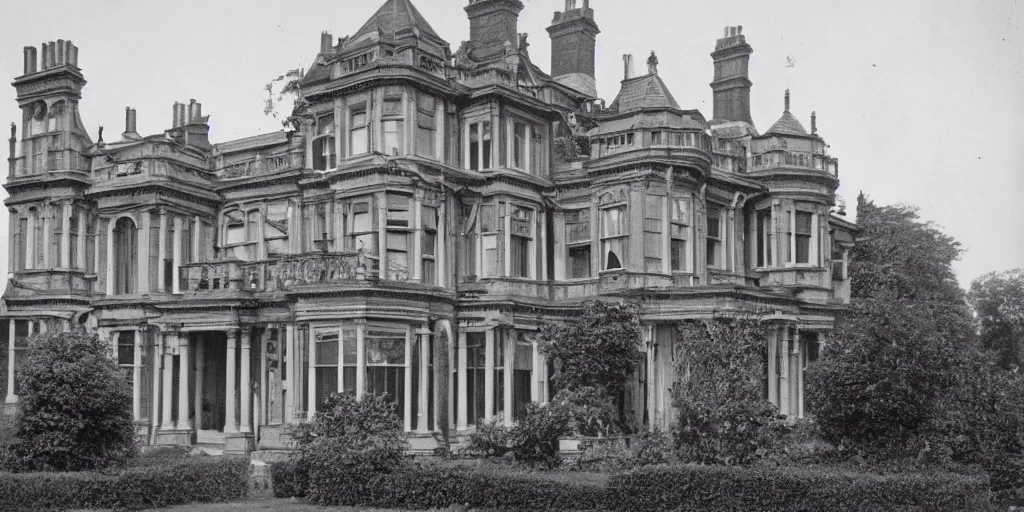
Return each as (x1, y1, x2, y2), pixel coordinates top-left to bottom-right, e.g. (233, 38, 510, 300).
(565, 209, 591, 279)
(493, 332, 504, 417)
(15, 216, 27, 271)
(382, 98, 403, 156)
(365, 328, 406, 420)
(246, 210, 259, 260)
(465, 332, 486, 425)
(601, 205, 627, 270)
(68, 209, 79, 269)
(795, 211, 813, 264)
(164, 221, 175, 290)
(707, 207, 722, 268)
(313, 331, 339, 409)
(644, 199, 662, 272)
(314, 204, 329, 242)
(531, 127, 545, 175)
(341, 327, 357, 393)
(422, 205, 437, 285)
(468, 121, 492, 171)
(832, 247, 847, 281)
(112, 217, 138, 295)
(651, 131, 662, 145)
(350, 201, 375, 254)
(512, 333, 533, 420)
(757, 210, 772, 268)
(416, 95, 437, 159)
(509, 207, 533, 278)
(511, 122, 527, 171)
(349, 107, 368, 156)
(670, 199, 690, 272)
(312, 114, 336, 171)
(386, 194, 412, 280)
(480, 204, 498, 277)
(117, 331, 135, 382)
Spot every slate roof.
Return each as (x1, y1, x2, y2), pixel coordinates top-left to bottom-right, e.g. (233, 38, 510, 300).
(764, 111, 809, 136)
(349, 0, 443, 45)
(607, 74, 681, 113)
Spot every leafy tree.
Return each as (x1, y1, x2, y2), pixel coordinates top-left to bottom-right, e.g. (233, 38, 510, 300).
(2, 331, 136, 472)
(672, 317, 788, 465)
(970, 269, 1024, 369)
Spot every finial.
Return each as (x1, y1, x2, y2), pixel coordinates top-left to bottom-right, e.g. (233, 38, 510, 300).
(811, 111, 817, 134)
(647, 51, 659, 76)
(97, 125, 104, 143)
(9, 122, 14, 140)
(784, 89, 790, 112)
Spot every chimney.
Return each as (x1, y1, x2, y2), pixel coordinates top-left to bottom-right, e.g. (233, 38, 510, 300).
(23, 46, 37, 75)
(9, 123, 16, 162)
(784, 89, 790, 112)
(623, 54, 635, 80)
(320, 31, 333, 54)
(547, 0, 600, 97)
(710, 25, 754, 125)
(466, 0, 525, 50)
(172, 102, 187, 128)
(39, 43, 48, 69)
(68, 42, 78, 67)
(123, 107, 140, 139)
(811, 111, 817, 134)
(188, 99, 198, 122)
(45, 42, 56, 70)
(56, 39, 65, 66)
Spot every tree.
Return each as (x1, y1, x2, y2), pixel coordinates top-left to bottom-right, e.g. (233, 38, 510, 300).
(672, 317, 787, 465)
(2, 331, 136, 472)
(970, 269, 1024, 369)
(807, 194, 976, 455)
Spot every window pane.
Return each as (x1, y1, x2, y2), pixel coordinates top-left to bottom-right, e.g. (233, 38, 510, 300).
(671, 239, 686, 271)
(796, 212, 813, 235)
(603, 238, 624, 270)
(568, 245, 591, 278)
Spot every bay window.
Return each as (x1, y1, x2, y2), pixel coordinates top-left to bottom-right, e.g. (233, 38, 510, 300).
(601, 205, 627, 270)
(350, 201, 375, 255)
(707, 207, 722, 268)
(422, 205, 437, 285)
(757, 209, 772, 268)
(670, 198, 690, 272)
(381, 98, 403, 156)
(349, 106, 368, 156)
(386, 194, 412, 280)
(314, 331, 339, 408)
(795, 211, 813, 265)
(509, 207, 533, 278)
(644, 199, 662, 272)
(565, 209, 591, 279)
(312, 114, 336, 171)
(365, 327, 406, 415)
(468, 121, 492, 171)
(416, 95, 437, 159)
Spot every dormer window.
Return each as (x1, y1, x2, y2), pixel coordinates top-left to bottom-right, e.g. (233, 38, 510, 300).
(312, 114, 336, 171)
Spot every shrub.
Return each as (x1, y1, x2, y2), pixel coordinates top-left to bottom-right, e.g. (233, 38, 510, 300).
(552, 386, 619, 437)
(576, 431, 670, 472)
(673, 318, 789, 465)
(507, 402, 571, 468)
(270, 458, 308, 498)
(0, 455, 248, 511)
(987, 453, 1024, 506)
(463, 418, 513, 458)
(606, 463, 991, 511)
(2, 332, 136, 472)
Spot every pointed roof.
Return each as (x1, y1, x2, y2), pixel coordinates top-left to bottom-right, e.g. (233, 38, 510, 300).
(765, 111, 809, 136)
(607, 74, 681, 113)
(349, 0, 443, 45)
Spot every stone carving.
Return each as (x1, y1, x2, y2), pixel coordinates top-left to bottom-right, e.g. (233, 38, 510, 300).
(272, 252, 365, 288)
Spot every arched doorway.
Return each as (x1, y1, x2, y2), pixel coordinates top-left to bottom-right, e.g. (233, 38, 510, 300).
(112, 217, 138, 294)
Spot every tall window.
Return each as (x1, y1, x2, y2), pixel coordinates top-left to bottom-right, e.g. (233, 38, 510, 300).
(511, 122, 527, 171)
(468, 121, 492, 171)
(707, 207, 722, 268)
(795, 211, 813, 264)
(349, 106, 368, 156)
(164, 221, 175, 290)
(601, 205, 627, 270)
(15, 216, 26, 271)
(509, 207, 532, 278)
(422, 205, 437, 285)
(386, 194, 412, 280)
(644, 199, 662, 272)
(112, 217, 138, 295)
(381, 98, 403, 156)
(480, 204, 498, 277)
(69, 209, 79, 269)
(341, 327, 357, 393)
(312, 114, 336, 171)
(493, 333, 505, 418)
(757, 210, 772, 268)
(465, 332, 486, 425)
(314, 204, 329, 245)
(117, 331, 135, 382)
(512, 332, 533, 420)
(416, 95, 437, 159)
(565, 209, 591, 279)
(365, 328, 406, 418)
(351, 201, 375, 254)
(246, 210, 259, 260)
(314, 331, 339, 408)
(670, 199, 690, 272)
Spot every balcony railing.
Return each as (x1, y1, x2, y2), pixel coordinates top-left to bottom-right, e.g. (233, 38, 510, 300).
(750, 150, 839, 176)
(8, 150, 90, 178)
(216, 154, 294, 180)
(181, 251, 374, 294)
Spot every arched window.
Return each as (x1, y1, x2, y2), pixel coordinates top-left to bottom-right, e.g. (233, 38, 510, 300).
(312, 114, 336, 171)
(112, 217, 138, 294)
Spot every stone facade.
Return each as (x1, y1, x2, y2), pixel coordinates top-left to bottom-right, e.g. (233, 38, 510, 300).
(2, 0, 857, 452)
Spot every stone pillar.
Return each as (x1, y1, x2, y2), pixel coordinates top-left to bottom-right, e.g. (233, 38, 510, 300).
(172, 216, 182, 293)
(403, 326, 413, 432)
(503, 331, 513, 425)
(457, 330, 468, 430)
(539, 210, 547, 281)
(25, 212, 34, 270)
(767, 327, 778, 407)
(157, 209, 168, 291)
(413, 192, 423, 282)
(437, 201, 446, 287)
(376, 192, 387, 279)
(60, 201, 70, 268)
(355, 321, 366, 400)
(138, 211, 150, 293)
(6, 320, 16, 403)
(240, 328, 252, 433)
(105, 218, 114, 295)
(194, 337, 205, 431)
(151, 330, 162, 434)
(417, 327, 430, 432)
(284, 324, 295, 423)
(160, 333, 174, 430)
(76, 210, 86, 270)
(177, 333, 190, 430)
(260, 328, 268, 426)
(779, 327, 790, 415)
(484, 329, 494, 420)
(795, 330, 804, 419)
(307, 326, 316, 419)
(644, 328, 655, 429)
(193, 216, 201, 262)
(42, 211, 50, 268)
(225, 330, 238, 433)
(531, 339, 539, 403)
(133, 329, 143, 421)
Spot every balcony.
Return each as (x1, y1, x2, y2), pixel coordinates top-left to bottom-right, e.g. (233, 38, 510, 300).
(750, 150, 838, 177)
(216, 154, 296, 180)
(8, 149, 90, 178)
(180, 251, 374, 295)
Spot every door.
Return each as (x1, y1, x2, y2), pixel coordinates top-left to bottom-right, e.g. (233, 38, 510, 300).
(200, 334, 227, 432)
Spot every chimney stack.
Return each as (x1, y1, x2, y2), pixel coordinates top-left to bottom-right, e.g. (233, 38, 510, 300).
(40, 43, 49, 69)
(784, 89, 790, 112)
(9, 123, 16, 161)
(45, 41, 56, 70)
(56, 39, 65, 66)
(811, 111, 817, 134)
(23, 46, 37, 75)
(123, 107, 140, 139)
(623, 54, 635, 80)
(547, 0, 600, 97)
(68, 42, 78, 67)
(320, 31, 333, 54)
(466, 0, 525, 51)
(710, 25, 754, 125)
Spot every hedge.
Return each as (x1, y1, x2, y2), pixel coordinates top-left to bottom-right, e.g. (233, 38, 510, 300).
(0, 455, 249, 511)
(270, 458, 308, 499)
(606, 463, 992, 511)
(988, 453, 1024, 506)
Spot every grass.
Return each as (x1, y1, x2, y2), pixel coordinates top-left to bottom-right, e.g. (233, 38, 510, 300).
(148, 500, 458, 511)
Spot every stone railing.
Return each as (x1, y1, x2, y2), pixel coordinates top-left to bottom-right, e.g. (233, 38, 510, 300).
(8, 150, 90, 178)
(181, 251, 373, 294)
(216, 154, 293, 180)
(750, 150, 839, 177)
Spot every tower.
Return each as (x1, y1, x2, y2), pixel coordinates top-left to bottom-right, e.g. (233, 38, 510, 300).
(710, 26, 754, 125)
(465, 0, 525, 50)
(547, 0, 600, 97)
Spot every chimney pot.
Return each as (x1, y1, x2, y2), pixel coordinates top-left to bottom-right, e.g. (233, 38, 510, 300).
(320, 31, 333, 54)
(811, 111, 817, 134)
(46, 42, 56, 70)
(784, 89, 791, 112)
(56, 39, 65, 65)
(724, 27, 729, 37)
(738, 26, 743, 34)
(23, 46, 37, 75)
(39, 43, 48, 69)
(69, 43, 78, 67)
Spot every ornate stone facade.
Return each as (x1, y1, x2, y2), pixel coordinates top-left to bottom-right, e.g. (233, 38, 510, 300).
(2, 0, 857, 452)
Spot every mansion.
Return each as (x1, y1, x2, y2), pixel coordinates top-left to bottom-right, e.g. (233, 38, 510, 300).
(2, 0, 856, 453)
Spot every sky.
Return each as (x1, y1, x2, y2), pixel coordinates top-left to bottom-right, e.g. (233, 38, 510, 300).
(0, 0, 1021, 291)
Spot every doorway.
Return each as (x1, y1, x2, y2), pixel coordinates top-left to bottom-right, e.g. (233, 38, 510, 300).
(197, 333, 227, 442)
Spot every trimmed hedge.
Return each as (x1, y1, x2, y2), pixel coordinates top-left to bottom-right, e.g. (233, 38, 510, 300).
(270, 458, 308, 498)
(606, 464, 991, 511)
(989, 453, 1024, 505)
(0, 455, 248, 511)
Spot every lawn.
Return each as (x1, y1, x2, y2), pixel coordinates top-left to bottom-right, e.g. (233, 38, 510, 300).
(147, 500, 458, 511)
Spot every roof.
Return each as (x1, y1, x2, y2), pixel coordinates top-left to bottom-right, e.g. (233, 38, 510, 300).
(765, 111, 809, 136)
(607, 74, 681, 113)
(349, 0, 443, 46)
(214, 131, 288, 154)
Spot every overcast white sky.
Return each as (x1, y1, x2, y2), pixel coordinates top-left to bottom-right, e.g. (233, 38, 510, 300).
(0, 0, 1021, 290)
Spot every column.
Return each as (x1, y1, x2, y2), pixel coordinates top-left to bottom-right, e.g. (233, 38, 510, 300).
(6, 320, 16, 403)
(260, 328, 268, 426)
(437, 201, 446, 287)
(416, 328, 430, 432)
(138, 211, 150, 293)
(76, 210, 86, 270)
(795, 330, 804, 419)
(552, 210, 565, 281)
(767, 327, 778, 406)
(25, 212, 34, 270)
(413, 192, 423, 282)
(157, 209, 168, 292)
(225, 330, 238, 433)
(355, 321, 366, 399)
(644, 328, 655, 429)
(457, 330, 468, 430)
(160, 333, 174, 430)
(132, 329, 143, 421)
(503, 204, 512, 277)
(284, 324, 295, 423)
(192, 216, 201, 262)
(530, 340, 539, 403)
(194, 336, 205, 432)
(503, 331, 513, 425)
(42, 212, 50, 268)
(463, 123, 470, 171)
(151, 330, 161, 433)
(240, 328, 252, 433)
(172, 216, 183, 294)
(376, 192, 387, 280)
(491, 110, 500, 169)
(539, 211, 547, 281)
(524, 125, 532, 173)
(484, 329, 494, 420)
(779, 327, 790, 415)
(60, 201, 70, 268)
(177, 333, 190, 430)
(403, 326, 412, 432)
